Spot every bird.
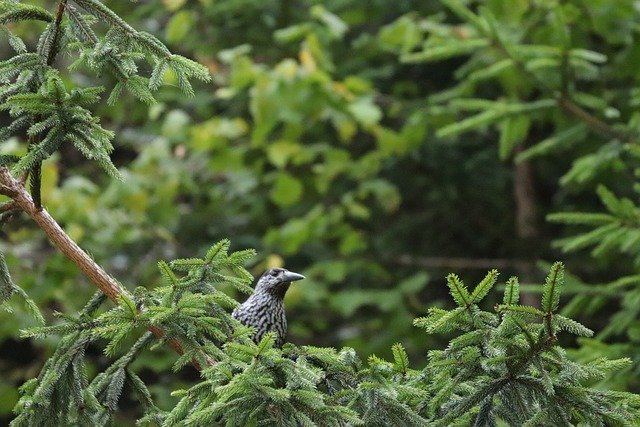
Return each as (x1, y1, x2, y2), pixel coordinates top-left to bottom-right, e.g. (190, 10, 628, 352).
(232, 267, 305, 347)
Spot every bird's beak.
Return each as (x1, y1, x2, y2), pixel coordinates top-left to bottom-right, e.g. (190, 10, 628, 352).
(283, 270, 305, 282)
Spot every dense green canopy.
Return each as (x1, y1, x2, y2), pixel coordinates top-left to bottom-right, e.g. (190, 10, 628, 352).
(1, 0, 640, 424)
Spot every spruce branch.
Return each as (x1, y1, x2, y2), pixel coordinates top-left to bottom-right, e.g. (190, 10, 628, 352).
(64, 4, 98, 45)
(0, 166, 126, 302)
(0, 250, 16, 304)
(72, 0, 136, 36)
(0, 4, 54, 25)
(45, 0, 68, 66)
(419, 263, 639, 425)
(477, 4, 636, 145)
(556, 96, 632, 144)
(429, 0, 638, 146)
(0, 166, 206, 367)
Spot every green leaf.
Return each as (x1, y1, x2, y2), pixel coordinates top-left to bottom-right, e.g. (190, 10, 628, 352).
(441, 0, 488, 32)
(596, 185, 637, 219)
(339, 229, 366, 255)
(551, 223, 619, 253)
(437, 109, 504, 138)
(560, 142, 624, 186)
(166, 10, 194, 43)
(270, 172, 303, 207)
(398, 272, 429, 293)
(437, 100, 554, 138)
(310, 5, 348, 39)
(274, 23, 312, 44)
(467, 58, 514, 82)
(378, 14, 422, 54)
(266, 140, 301, 169)
(569, 48, 607, 64)
(402, 39, 490, 63)
(348, 98, 382, 128)
(358, 179, 401, 213)
(498, 115, 530, 159)
(545, 212, 615, 225)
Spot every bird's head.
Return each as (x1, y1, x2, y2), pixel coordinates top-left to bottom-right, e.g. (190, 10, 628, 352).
(255, 267, 305, 298)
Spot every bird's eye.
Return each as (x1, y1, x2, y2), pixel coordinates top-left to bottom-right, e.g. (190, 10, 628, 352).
(269, 269, 279, 277)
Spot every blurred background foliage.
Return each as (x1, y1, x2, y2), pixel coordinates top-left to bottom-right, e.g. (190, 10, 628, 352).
(2, 0, 640, 422)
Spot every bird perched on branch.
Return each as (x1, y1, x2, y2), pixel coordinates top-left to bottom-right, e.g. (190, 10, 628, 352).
(232, 267, 305, 347)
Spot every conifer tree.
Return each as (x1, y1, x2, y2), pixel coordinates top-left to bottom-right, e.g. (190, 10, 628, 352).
(377, 0, 640, 392)
(1, 1, 639, 426)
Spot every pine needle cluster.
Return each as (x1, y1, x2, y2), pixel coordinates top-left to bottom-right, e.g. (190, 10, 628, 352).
(9, 248, 640, 426)
(376, 0, 640, 402)
(11, 240, 256, 426)
(1, 0, 210, 205)
(414, 263, 639, 426)
(2, 2, 639, 426)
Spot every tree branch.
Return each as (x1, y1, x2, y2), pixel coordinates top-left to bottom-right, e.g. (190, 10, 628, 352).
(395, 255, 535, 271)
(0, 166, 126, 302)
(486, 29, 637, 144)
(0, 166, 211, 368)
(47, 0, 68, 66)
(556, 96, 633, 143)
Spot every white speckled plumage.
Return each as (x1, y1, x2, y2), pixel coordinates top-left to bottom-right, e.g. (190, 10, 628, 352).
(232, 268, 305, 347)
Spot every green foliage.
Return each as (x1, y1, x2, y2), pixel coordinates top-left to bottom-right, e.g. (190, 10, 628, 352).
(13, 254, 638, 426)
(416, 263, 638, 426)
(392, 0, 635, 164)
(93, 240, 255, 369)
(13, 292, 107, 426)
(0, 251, 43, 325)
(547, 185, 640, 385)
(0, 0, 210, 204)
(374, 0, 640, 393)
(2, 0, 640, 425)
(3, 73, 119, 179)
(12, 241, 256, 426)
(167, 338, 366, 427)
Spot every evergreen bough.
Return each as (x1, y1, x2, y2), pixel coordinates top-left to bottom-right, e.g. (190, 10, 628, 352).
(10, 249, 640, 426)
(378, 0, 640, 393)
(1, 1, 639, 426)
(0, 0, 210, 206)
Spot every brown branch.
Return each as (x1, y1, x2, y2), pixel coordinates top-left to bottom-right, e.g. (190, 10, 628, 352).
(0, 185, 17, 198)
(513, 143, 542, 306)
(0, 200, 20, 222)
(395, 255, 535, 272)
(0, 200, 18, 211)
(487, 30, 638, 145)
(0, 167, 210, 368)
(47, 0, 68, 66)
(0, 167, 127, 302)
(556, 96, 634, 143)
